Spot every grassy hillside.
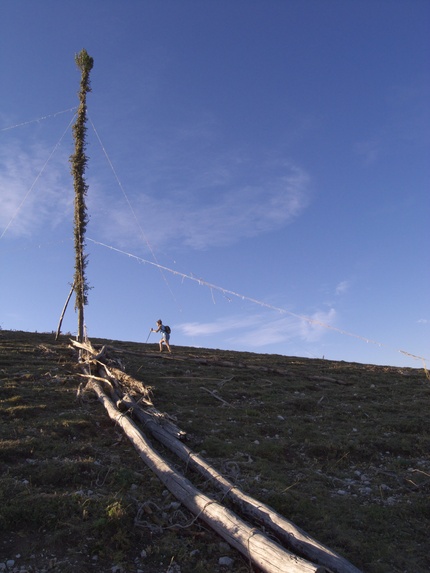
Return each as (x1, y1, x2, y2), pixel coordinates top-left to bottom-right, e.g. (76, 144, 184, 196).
(0, 330, 429, 573)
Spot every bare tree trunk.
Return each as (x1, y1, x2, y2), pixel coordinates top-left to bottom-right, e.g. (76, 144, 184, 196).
(71, 49, 93, 344)
(89, 378, 328, 573)
(71, 339, 361, 573)
(55, 282, 75, 340)
(119, 392, 362, 573)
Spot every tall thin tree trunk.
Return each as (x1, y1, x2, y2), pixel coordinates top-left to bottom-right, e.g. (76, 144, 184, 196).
(70, 50, 93, 343)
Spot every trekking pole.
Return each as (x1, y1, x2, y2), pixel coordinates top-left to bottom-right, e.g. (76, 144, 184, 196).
(145, 329, 152, 343)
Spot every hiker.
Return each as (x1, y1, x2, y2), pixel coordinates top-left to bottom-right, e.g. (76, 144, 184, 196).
(151, 319, 171, 353)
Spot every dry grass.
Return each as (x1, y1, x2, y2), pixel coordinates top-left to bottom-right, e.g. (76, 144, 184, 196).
(0, 330, 429, 573)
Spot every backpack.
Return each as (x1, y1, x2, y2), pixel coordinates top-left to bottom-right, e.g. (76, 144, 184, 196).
(164, 325, 171, 334)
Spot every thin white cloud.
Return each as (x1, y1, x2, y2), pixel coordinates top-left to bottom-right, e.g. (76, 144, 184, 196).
(2, 119, 311, 251)
(297, 308, 337, 343)
(335, 280, 349, 295)
(91, 157, 311, 251)
(355, 137, 383, 166)
(0, 141, 73, 238)
(180, 314, 259, 337)
(179, 308, 337, 348)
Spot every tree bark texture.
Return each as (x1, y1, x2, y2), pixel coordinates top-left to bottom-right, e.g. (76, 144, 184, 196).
(71, 339, 361, 573)
(90, 379, 328, 573)
(119, 392, 362, 573)
(55, 282, 75, 340)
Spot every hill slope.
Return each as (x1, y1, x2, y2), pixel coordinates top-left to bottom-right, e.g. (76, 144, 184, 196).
(0, 330, 429, 573)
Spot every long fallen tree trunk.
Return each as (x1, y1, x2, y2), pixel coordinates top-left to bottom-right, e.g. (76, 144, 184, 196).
(118, 392, 362, 573)
(89, 378, 328, 573)
(71, 339, 361, 573)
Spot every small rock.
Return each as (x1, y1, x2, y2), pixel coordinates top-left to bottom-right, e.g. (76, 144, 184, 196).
(219, 556, 234, 567)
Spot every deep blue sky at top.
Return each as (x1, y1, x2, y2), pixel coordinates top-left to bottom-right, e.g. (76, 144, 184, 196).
(1, 0, 429, 367)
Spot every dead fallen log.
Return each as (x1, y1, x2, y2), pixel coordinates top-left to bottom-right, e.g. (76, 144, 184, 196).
(97, 362, 153, 405)
(140, 406, 187, 441)
(89, 378, 328, 573)
(119, 392, 362, 573)
(200, 386, 235, 408)
(72, 339, 360, 571)
(308, 376, 352, 386)
(93, 368, 186, 442)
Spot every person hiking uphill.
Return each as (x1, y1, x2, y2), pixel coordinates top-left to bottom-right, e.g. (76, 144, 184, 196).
(151, 319, 172, 353)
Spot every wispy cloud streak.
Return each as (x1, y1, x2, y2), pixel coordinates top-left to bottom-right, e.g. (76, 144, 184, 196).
(91, 154, 311, 251)
(179, 308, 337, 348)
(0, 141, 73, 239)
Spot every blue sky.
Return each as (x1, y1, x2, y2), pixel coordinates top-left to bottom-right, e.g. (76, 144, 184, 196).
(1, 0, 429, 367)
